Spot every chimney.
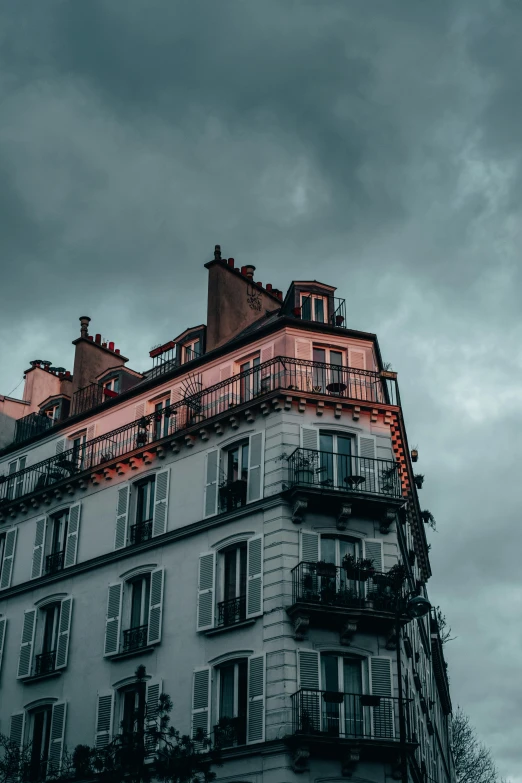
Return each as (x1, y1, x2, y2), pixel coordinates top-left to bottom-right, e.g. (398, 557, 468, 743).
(72, 318, 128, 397)
(214, 244, 222, 261)
(79, 316, 91, 339)
(244, 265, 256, 279)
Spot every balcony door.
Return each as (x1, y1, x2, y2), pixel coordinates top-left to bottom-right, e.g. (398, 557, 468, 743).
(217, 659, 248, 746)
(318, 432, 352, 489)
(312, 347, 343, 393)
(321, 654, 363, 738)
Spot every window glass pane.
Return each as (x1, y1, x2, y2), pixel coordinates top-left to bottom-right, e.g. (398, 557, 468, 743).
(301, 295, 312, 320)
(228, 447, 239, 482)
(131, 580, 143, 628)
(224, 550, 237, 601)
(241, 444, 249, 481)
(237, 659, 248, 725)
(239, 545, 247, 597)
(330, 351, 343, 366)
(343, 659, 362, 693)
(314, 298, 325, 323)
(219, 664, 235, 718)
(322, 654, 339, 691)
(321, 538, 336, 565)
(313, 347, 326, 364)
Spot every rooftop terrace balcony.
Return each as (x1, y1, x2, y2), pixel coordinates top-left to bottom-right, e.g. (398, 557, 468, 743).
(71, 381, 119, 417)
(13, 412, 54, 444)
(0, 357, 401, 512)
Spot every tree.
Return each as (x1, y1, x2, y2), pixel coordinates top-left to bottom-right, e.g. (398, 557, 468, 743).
(452, 708, 510, 783)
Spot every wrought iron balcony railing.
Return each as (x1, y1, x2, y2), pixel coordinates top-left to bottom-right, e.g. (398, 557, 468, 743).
(287, 449, 402, 498)
(14, 412, 55, 444)
(0, 357, 400, 508)
(45, 550, 64, 574)
(291, 561, 399, 610)
(71, 382, 118, 417)
(299, 294, 347, 328)
(34, 650, 56, 677)
(217, 595, 247, 627)
(213, 716, 247, 748)
(130, 520, 153, 545)
(218, 478, 247, 513)
(122, 624, 148, 653)
(291, 689, 412, 742)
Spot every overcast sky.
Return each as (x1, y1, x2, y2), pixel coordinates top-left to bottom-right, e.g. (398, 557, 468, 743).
(1, 1, 522, 777)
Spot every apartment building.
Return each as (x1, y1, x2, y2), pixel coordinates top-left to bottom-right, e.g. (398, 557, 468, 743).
(0, 246, 455, 782)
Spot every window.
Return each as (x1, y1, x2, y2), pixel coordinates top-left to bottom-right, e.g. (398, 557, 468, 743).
(131, 476, 155, 544)
(120, 683, 146, 739)
(31, 504, 81, 580)
(184, 339, 201, 363)
(0, 528, 17, 590)
(318, 431, 353, 489)
(0, 533, 5, 579)
(114, 470, 170, 551)
(239, 356, 260, 402)
(103, 375, 120, 394)
(17, 598, 73, 679)
(103, 568, 164, 657)
(217, 544, 247, 627)
(321, 654, 364, 737)
(153, 398, 170, 441)
(43, 403, 61, 422)
(215, 659, 248, 747)
(6, 456, 27, 500)
(10, 703, 66, 781)
(28, 706, 52, 781)
(204, 433, 264, 519)
(219, 441, 249, 512)
(45, 510, 69, 574)
(301, 293, 327, 323)
(312, 347, 344, 392)
(71, 433, 86, 471)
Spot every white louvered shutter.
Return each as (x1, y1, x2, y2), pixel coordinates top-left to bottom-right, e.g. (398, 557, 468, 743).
(295, 339, 312, 361)
(114, 484, 130, 550)
(359, 436, 376, 492)
(55, 439, 65, 455)
(349, 348, 366, 370)
(260, 344, 274, 381)
(64, 502, 81, 568)
(220, 365, 232, 381)
(147, 568, 164, 645)
(95, 691, 114, 748)
(247, 654, 266, 744)
(297, 649, 321, 733)
(31, 517, 47, 579)
(56, 597, 73, 669)
(86, 423, 96, 441)
(300, 426, 319, 451)
(247, 432, 264, 503)
(104, 583, 122, 656)
(145, 678, 162, 754)
(191, 667, 211, 746)
(135, 402, 145, 420)
(84, 424, 96, 468)
(196, 552, 215, 631)
(300, 530, 319, 563)
(48, 702, 67, 774)
(370, 657, 394, 738)
(0, 617, 6, 673)
(246, 535, 263, 618)
(9, 712, 25, 752)
(17, 609, 37, 678)
(0, 527, 17, 590)
(204, 449, 219, 518)
(363, 539, 383, 572)
(152, 468, 170, 536)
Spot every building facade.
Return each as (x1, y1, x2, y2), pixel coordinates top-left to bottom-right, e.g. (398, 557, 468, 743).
(0, 247, 455, 783)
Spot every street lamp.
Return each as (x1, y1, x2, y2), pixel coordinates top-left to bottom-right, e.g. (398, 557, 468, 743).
(396, 590, 431, 783)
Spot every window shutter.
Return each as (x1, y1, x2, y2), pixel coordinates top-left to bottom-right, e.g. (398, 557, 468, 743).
(370, 657, 394, 738)
(204, 449, 219, 518)
(247, 653, 266, 744)
(260, 344, 274, 378)
(114, 484, 130, 550)
(64, 503, 81, 568)
(31, 517, 47, 579)
(295, 339, 312, 361)
(147, 568, 164, 645)
(299, 530, 319, 563)
(246, 535, 263, 618)
(349, 348, 366, 370)
(359, 435, 376, 491)
(300, 426, 319, 451)
(9, 712, 25, 753)
(55, 439, 65, 455)
(298, 649, 320, 689)
(196, 552, 215, 631)
(0, 527, 17, 590)
(56, 597, 73, 669)
(17, 609, 37, 678)
(191, 667, 211, 747)
(152, 468, 170, 537)
(48, 702, 67, 775)
(145, 678, 162, 754)
(104, 582, 123, 656)
(94, 691, 114, 748)
(297, 649, 321, 733)
(135, 403, 145, 420)
(363, 539, 383, 571)
(220, 365, 232, 381)
(0, 617, 6, 674)
(247, 432, 264, 503)
(86, 423, 96, 441)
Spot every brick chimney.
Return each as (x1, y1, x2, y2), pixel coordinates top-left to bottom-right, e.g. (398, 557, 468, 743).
(205, 246, 281, 351)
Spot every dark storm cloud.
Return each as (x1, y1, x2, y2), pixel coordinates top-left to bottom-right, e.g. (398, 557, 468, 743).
(1, 1, 522, 777)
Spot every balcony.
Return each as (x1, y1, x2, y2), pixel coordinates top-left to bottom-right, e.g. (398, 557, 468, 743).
(217, 596, 247, 627)
(34, 650, 56, 677)
(299, 295, 347, 328)
(122, 625, 148, 653)
(71, 381, 118, 417)
(214, 716, 247, 748)
(0, 357, 401, 511)
(218, 478, 247, 513)
(130, 520, 153, 545)
(45, 550, 64, 574)
(14, 412, 54, 444)
(288, 562, 399, 642)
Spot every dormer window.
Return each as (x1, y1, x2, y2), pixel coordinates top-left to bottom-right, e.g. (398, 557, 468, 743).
(43, 403, 61, 422)
(301, 293, 327, 323)
(101, 375, 120, 396)
(184, 339, 201, 363)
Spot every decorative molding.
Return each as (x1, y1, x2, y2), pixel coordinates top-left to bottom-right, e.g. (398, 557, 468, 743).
(292, 497, 308, 524)
(293, 614, 310, 641)
(340, 620, 358, 646)
(379, 507, 395, 534)
(316, 400, 324, 416)
(352, 406, 360, 421)
(336, 502, 352, 530)
(292, 744, 310, 774)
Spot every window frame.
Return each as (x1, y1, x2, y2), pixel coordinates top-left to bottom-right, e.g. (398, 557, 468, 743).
(301, 292, 328, 323)
(183, 339, 201, 363)
(215, 657, 249, 747)
(6, 456, 27, 500)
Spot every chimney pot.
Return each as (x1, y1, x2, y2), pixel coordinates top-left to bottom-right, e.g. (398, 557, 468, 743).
(256, 281, 262, 288)
(88, 335, 93, 341)
(244, 264, 256, 279)
(102, 342, 107, 349)
(266, 283, 272, 291)
(109, 341, 115, 351)
(115, 348, 120, 355)
(95, 334, 101, 344)
(214, 244, 222, 261)
(228, 258, 234, 267)
(79, 315, 91, 338)
(277, 291, 283, 300)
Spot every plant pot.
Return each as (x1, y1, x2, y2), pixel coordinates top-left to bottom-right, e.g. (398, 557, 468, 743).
(316, 562, 337, 578)
(335, 315, 345, 326)
(414, 475, 424, 489)
(296, 468, 314, 485)
(323, 691, 344, 704)
(360, 694, 381, 707)
(312, 385, 323, 393)
(380, 370, 397, 380)
(411, 449, 418, 462)
(292, 306, 302, 318)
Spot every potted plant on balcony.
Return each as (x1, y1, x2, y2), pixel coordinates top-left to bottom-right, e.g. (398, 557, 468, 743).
(316, 560, 337, 578)
(411, 446, 419, 462)
(360, 694, 381, 707)
(323, 691, 344, 704)
(421, 509, 436, 530)
(342, 554, 375, 582)
(335, 315, 345, 326)
(414, 474, 424, 489)
(292, 451, 317, 485)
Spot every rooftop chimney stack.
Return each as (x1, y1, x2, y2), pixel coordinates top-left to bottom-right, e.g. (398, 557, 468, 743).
(79, 316, 91, 339)
(214, 245, 222, 261)
(244, 265, 256, 279)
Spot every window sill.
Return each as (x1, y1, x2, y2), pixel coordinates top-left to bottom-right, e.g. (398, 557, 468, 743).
(21, 670, 62, 684)
(205, 618, 256, 636)
(110, 646, 155, 661)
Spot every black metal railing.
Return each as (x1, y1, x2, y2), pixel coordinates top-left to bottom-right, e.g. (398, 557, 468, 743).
(14, 412, 55, 444)
(71, 382, 118, 416)
(291, 562, 400, 610)
(291, 689, 411, 742)
(45, 550, 64, 574)
(34, 650, 56, 676)
(0, 357, 400, 507)
(122, 625, 149, 652)
(300, 295, 347, 328)
(217, 596, 247, 627)
(218, 478, 247, 512)
(213, 716, 247, 748)
(130, 520, 153, 545)
(288, 449, 402, 498)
